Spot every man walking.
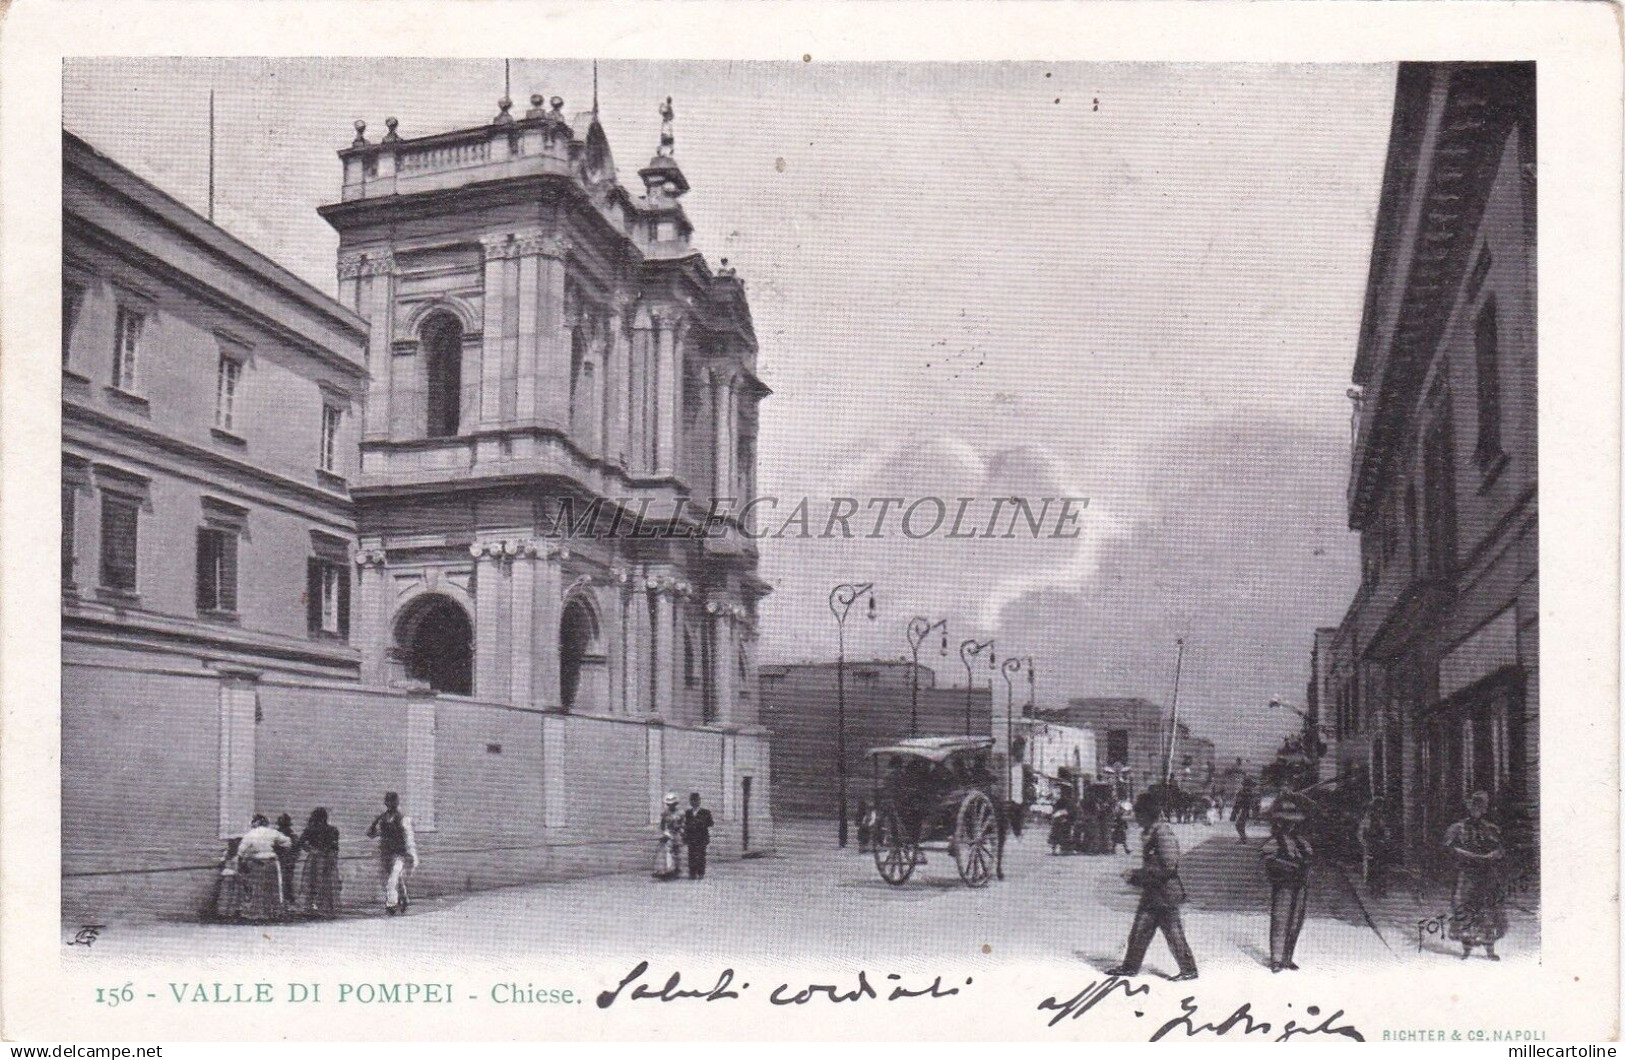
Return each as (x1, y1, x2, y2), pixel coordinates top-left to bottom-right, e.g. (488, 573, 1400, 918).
(683, 792, 715, 880)
(1106, 792, 1198, 981)
(366, 791, 417, 916)
(1261, 795, 1313, 972)
(1232, 775, 1256, 843)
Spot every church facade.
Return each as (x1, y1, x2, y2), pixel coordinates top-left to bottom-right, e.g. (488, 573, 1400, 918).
(61, 92, 773, 921)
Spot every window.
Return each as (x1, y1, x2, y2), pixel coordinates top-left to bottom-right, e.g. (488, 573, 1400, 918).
(421, 315, 462, 439)
(1423, 407, 1457, 577)
(62, 484, 77, 586)
(320, 405, 342, 474)
(99, 492, 140, 591)
(306, 557, 350, 638)
(215, 355, 242, 432)
(1107, 728, 1129, 766)
(63, 284, 84, 365)
(1474, 299, 1504, 467)
(112, 307, 144, 391)
(196, 527, 239, 614)
(683, 630, 697, 688)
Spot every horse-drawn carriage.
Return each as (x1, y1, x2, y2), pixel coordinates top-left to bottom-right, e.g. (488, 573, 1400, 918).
(865, 736, 1007, 888)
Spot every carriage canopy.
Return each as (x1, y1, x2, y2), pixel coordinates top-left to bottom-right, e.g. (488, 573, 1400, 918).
(865, 735, 996, 763)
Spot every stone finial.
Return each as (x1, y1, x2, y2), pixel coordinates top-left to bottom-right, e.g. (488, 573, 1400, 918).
(718, 258, 737, 278)
(494, 96, 514, 125)
(657, 96, 675, 158)
(551, 96, 565, 116)
(383, 117, 400, 144)
(352, 119, 368, 147)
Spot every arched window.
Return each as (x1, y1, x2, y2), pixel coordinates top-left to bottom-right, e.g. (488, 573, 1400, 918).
(559, 596, 600, 712)
(422, 314, 463, 438)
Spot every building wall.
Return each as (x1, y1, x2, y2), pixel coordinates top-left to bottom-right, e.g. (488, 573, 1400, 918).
(62, 662, 770, 922)
(1039, 698, 1168, 791)
(759, 662, 994, 819)
(1336, 64, 1537, 874)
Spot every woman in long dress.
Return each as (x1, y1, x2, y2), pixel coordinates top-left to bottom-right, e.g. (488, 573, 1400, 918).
(1444, 791, 1508, 960)
(235, 814, 291, 922)
(297, 807, 342, 919)
(653, 793, 684, 880)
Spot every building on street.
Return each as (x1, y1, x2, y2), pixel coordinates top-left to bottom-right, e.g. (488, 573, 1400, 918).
(61, 88, 776, 921)
(759, 660, 992, 819)
(1332, 62, 1537, 880)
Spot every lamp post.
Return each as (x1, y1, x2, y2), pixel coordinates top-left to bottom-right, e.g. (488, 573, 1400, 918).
(959, 638, 996, 735)
(1001, 656, 1023, 804)
(830, 582, 877, 849)
(906, 617, 949, 737)
(1269, 696, 1331, 787)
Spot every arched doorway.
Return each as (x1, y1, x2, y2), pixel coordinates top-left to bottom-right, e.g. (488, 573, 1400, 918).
(396, 594, 473, 695)
(421, 313, 463, 438)
(559, 595, 602, 712)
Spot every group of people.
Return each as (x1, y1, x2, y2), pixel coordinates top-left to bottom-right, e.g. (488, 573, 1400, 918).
(1103, 786, 1512, 980)
(213, 792, 419, 922)
(1044, 778, 1132, 856)
(654, 791, 715, 881)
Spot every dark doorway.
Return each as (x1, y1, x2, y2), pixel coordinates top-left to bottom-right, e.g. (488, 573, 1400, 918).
(740, 776, 752, 852)
(399, 595, 472, 695)
(422, 314, 463, 438)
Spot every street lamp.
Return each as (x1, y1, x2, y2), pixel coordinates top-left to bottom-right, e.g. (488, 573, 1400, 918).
(830, 582, 877, 849)
(1269, 696, 1332, 786)
(1001, 656, 1023, 804)
(906, 617, 949, 738)
(959, 638, 996, 735)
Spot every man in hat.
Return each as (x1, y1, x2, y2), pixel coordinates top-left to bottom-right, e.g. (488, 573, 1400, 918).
(1106, 791, 1198, 981)
(1260, 793, 1313, 971)
(1232, 774, 1257, 843)
(654, 792, 684, 881)
(366, 791, 418, 916)
(683, 792, 715, 880)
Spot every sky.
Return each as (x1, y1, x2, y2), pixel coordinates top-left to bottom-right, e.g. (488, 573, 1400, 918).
(63, 58, 1396, 764)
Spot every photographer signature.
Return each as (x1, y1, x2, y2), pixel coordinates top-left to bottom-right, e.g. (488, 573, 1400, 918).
(1038, 977, 1364, 1041)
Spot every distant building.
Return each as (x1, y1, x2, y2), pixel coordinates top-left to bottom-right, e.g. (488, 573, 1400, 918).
(1022, 719, 1097, 812)
(1037, 697, 1170, 796)
(760, 661, 992, 819)
(1303, 625, 1340, 783)
(1333, 63, 1537, 878)
(1171, 722, 1216, 792)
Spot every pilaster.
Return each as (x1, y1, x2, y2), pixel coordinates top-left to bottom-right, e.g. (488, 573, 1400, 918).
(470, 540, 508, 701)
(354, 548, 389, 683)
(535, 234, 573, 433)
(478, 236, 512, 427)
(341, 251, 396, 441)
(654, 310, 679, 478)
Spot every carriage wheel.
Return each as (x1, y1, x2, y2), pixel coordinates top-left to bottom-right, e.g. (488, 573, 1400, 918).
(873, 810, 917, 886)
(953, 791, 999, 888)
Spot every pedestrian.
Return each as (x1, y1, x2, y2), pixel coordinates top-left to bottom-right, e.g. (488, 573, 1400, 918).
(1444, 791, 1508, 960)
(1358, 797, 1393, 898)
(274, 813, 299, 911)
(855, 798, 872, 853)
(297, 807, 342, 919)
(654, 792, 684, 880)
(1232, 776, 1256, 842)
(1110, 806, 1131, 855)
(1261, 795, 1313, 972)
(366, 792, 417, 916)
(683, 792, 715, 879)
(235, 814, 291, 922)
(1105, 792, 1199, 981)
(212, 835, 243, 922)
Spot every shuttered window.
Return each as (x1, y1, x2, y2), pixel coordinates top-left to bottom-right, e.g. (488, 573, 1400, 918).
(306, 557, 350, 639)
(98, 493, 139, 591)
(112, 307, 143, 391)
(196, 527, 239, 613)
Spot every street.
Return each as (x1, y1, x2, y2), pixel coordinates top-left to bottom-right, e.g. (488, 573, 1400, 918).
(66, 819, 1534, 972)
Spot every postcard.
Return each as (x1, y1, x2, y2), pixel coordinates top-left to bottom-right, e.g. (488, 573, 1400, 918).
(0, 0, 1619, 1043)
